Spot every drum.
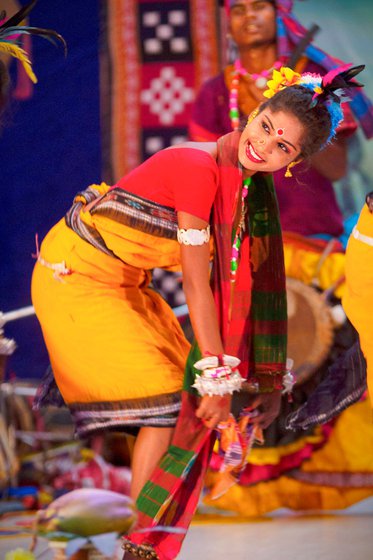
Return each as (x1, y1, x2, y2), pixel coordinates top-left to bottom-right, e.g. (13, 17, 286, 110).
(286, 277, 335, 385)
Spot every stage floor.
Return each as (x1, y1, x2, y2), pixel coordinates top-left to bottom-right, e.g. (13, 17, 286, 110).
(181, 505, 373, 560)
(1, 498, 373, 560)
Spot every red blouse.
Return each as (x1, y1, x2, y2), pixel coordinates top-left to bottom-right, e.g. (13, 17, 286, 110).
(115, 147, 219, 222)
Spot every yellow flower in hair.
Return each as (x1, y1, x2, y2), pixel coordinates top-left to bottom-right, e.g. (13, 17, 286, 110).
(263, 69, 284, 99)
(282, 66, 301, 84)
(263, 67, 301, 98)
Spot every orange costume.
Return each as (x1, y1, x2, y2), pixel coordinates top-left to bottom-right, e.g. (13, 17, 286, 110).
(343, 202, 373, 407)
(31, 148, 217, 436)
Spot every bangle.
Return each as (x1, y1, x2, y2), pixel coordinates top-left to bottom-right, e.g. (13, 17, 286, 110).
(248, 359, 295, 395)
(194, 354, 241, 370)
(192, 365, 243, 396)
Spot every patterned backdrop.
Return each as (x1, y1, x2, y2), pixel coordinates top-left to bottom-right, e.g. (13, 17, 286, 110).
(1, 0, 372, 380)
(100, 0, 221, 183)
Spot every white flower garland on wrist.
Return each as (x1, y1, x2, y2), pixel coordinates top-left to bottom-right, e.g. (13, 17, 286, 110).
(192, 354, 243, 397)
(192, 355, 295, 397)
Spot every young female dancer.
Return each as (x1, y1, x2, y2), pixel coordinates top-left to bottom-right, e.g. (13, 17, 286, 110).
(31, 65, 364, 560)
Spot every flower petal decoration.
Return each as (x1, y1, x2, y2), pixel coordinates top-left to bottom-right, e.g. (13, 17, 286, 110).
(65, 537, 89, 558)
(90, 532, 119, 556)
(283, 66, 300, 84)
(263, 66, 301, 98)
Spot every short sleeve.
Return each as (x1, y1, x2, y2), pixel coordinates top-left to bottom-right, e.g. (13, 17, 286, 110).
(165, 148, 219, 222)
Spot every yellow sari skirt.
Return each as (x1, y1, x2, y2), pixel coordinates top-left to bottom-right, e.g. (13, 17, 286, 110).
(344, 205, 373, 407)
(31, 214, 190, 436)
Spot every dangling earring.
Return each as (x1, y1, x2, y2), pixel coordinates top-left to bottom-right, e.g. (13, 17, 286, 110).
(247, 108, 259, 126)
(285, 159, 301, 178)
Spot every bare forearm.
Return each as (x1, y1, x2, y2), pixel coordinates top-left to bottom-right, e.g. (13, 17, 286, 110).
(183, 278, 224, 356)
(177, 209, 224, 356)
(177, 209, 233, 426)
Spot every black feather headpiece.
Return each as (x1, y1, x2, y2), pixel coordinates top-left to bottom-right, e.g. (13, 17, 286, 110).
(318, 63, 365, 103)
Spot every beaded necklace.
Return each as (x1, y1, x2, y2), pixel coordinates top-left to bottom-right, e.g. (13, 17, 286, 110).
(229, 59, 282, 131)
(231, 176, 252, 282)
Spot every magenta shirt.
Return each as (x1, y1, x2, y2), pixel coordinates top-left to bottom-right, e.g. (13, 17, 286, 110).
(273, 163, 344, 237)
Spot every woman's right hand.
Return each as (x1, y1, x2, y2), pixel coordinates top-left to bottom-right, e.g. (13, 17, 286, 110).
(196, 394, 232, 429)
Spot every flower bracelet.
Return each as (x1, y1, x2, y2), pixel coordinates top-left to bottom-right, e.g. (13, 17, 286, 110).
(192, 354, 243, 397)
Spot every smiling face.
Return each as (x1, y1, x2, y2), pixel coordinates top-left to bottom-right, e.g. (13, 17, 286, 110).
(229, 1, 276, 49)
(238, 108, 305, 173)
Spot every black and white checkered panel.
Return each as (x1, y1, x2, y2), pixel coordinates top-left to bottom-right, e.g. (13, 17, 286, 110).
(152, 268, 186, 309)
(141, 127, 188, 160)
(139, 1, 193, 62)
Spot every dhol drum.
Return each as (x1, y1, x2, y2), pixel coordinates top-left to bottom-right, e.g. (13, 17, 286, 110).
(286, 277, 335, 385)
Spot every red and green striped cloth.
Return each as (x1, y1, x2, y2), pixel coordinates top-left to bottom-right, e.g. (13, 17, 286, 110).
(124, 131, 287, 560)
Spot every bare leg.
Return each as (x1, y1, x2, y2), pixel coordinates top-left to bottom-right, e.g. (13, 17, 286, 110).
(130, 425, 174, 501)
(123, 427, 174, 559)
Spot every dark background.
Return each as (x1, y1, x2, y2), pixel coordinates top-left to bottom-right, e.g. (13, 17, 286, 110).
(0, 0, 101, 380)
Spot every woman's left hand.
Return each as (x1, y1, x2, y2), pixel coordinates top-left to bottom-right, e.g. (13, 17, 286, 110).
(196, 394, 232, 429)
(251, 390, 282, 429)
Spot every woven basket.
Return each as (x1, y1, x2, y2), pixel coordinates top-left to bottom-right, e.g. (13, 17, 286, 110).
(48, 541, 110, 560)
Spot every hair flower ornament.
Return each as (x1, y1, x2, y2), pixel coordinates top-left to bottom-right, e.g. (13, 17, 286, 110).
(261, 64, 365, 144)
(263, 66, 301, 98)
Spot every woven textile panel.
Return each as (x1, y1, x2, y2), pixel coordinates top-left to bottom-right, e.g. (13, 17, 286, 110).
(100, 0, 221, 182)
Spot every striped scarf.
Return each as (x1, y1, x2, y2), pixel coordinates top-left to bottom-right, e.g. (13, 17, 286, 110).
(124, 132, 287, 560)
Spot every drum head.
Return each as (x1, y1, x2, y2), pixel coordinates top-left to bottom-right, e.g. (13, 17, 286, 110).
(287, 277, 334, 385)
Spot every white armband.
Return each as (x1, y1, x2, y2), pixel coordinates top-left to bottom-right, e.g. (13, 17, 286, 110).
(177, 225, 210, 246)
